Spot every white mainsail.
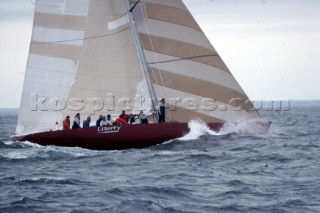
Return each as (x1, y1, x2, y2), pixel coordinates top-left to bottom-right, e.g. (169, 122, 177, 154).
(16, 0, 260, 135)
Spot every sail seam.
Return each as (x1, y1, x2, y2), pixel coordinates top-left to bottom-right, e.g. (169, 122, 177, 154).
(146, 54, 218, 65)
(31, 26, 131, 45)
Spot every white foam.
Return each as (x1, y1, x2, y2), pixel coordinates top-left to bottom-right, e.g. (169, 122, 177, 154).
(219, 118, 270, 135)
(178, 119, 221, 141)
(1, 149, 34, 159)
(0, 141, 99, 160)
(23, 141, 43, 148)
(3, 141, 14, 145)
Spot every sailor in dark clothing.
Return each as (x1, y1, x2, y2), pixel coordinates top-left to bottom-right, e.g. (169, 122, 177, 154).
(129, 114, 137, 124)
(157, 98, 166, 123)
(83, 116, 91, 128)
(96, 114, 103, 127)
(72, 113, 81, 129)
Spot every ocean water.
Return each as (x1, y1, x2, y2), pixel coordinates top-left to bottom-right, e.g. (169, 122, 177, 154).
(1, 107, 320, 213)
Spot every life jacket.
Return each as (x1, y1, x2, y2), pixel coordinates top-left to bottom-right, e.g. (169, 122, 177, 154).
(113, 117, 128, 125)
(63, 119, 70, 130)
(122, 114, 130, 123)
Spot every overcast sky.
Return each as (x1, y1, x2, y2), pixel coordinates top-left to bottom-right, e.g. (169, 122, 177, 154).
(0, 0, 319, 108)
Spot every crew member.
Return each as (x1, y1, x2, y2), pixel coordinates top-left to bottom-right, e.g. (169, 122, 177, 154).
(96, 114, 103, 127)
(121, 110, 130, 123)
(83, 116, 91, 128)
(63, 115, 70, 130)
(113, 115, 128, 125)
(138, 111, 148, 124)
(157, 98, 166, 123)
(72, 113, 81, 129)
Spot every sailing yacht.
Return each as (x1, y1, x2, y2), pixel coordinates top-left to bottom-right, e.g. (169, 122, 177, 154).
(14, 0, 270, 150)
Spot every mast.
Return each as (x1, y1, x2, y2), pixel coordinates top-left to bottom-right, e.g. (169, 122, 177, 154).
(123, 0, 159, 111)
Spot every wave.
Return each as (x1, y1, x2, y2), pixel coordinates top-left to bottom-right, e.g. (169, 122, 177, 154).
(2, 176, 83, 185)
(0, 143, 105, 161)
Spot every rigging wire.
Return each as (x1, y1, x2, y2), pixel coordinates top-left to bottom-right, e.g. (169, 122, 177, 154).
(129, 0, 141, 12)
(31, 26, 131, 45)
(147, 54, 218, 65)
(136, 2, 174, 121)
(137, 5, 160, 87)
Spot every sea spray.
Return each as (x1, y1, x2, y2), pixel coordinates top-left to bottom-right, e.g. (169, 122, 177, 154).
(178, 119, 221, 141)
(219, 118, 271, 135)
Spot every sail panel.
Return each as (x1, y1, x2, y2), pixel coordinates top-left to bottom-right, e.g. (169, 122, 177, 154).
(34, 12, 87, 30)
(138, 19, 213, 50)
(88, 0, 125, 16)
(149, 68, 252, 110)
(16, 110, 61, 135)
(84, 28, 134, 47)
(30, 44, 81, 62)
(71, 75, 143, 93)
(16, 54, 77, 134)
(77, 60, 141, 78)
(144, 3, 201, 31)
(34, 12, 126, 32)
(132, 0, 259, 123)
(32, 27, 84, 46)
(79, 45, 138, 62)
(141, 34, 228, 71)
(23, 54, 77, 98)
(35, 0, 90, 15)
(139, 0, 188, 11)
(144, 51, 245, 94)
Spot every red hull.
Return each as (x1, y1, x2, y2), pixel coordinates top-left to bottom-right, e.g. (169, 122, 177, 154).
(14, 121, 271, 150)
(15, 123, 223, 150)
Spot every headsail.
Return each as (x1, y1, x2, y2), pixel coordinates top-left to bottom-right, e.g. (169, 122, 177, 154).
(16, 0, 150, 135)
(130, 0, 260, 123)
